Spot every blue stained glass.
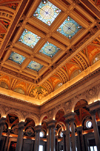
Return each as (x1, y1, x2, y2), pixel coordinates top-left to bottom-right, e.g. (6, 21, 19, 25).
(33, 0, 61, 26)
(39, 41, 60, 58)
(19, 29, 41, 48)
(27, 61, 43, 72)
(9, 52, 26, 64)
(57, 16, 82, 39)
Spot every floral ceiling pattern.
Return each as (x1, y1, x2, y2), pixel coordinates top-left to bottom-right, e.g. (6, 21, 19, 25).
(0, 35, 100, 100)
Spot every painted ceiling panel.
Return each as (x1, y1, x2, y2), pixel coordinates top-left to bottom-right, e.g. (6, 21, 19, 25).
(57, 16, 82, 39)
(9, 52, 26, 64)
(19, 29, 41, 48)
(27, 61, 43, 72)
(39, 42, 60, 58)
(33, 0, 61, 26)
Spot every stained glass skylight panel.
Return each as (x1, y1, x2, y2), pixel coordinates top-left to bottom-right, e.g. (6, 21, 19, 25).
(33, 0, 61, 26)
(57, 16, 82, 39)
(39, 42, 60, 58)
(19, 29, 41, 48)
(9, 52, 26, 64)
(27, 61, 43, 72)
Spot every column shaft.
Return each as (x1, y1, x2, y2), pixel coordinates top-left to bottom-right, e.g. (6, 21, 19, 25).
(4, 129, 10, 151)
(34, 125, 42, 151)
(47, 128, 51, 151)
(66, 122, 71, 151)
(77, 127, 85, 151)
(91, 113, 100, 151)
(0, 118, 6, 140)
(51, 126, 55, 151)
(62, 131, 66, 151)
(71, 120, 76, 151)
(15, 122, 25, 151)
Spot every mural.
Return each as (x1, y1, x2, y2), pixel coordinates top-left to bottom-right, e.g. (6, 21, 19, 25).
(0, 20, 10, 39)
(30, 86, 48, 100)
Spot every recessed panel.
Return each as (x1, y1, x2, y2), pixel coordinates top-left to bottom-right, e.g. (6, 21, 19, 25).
(57, 16, 82, 39)
(39, 42, 60, 58)
(19, 29, 41, 48)
(9, 52, 26, 64)
(27, 61, 43, 71)
(33, 0, 61, 26)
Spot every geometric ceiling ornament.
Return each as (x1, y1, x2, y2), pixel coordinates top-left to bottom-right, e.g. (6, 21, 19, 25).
(57, 16, 82, 39)
(39, 41, 60, 58)
(19, 29, 41, 48)
(27, 61, 43, 72)
(8, 52, 26, 64)
(33, 0, 61, 26)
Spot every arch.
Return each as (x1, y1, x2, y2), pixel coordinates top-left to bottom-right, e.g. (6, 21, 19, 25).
(0, 106, 6, 117)
(71, 95, 88, 112)
(53, 107, 66, 120)
(55, 121, 66, 131)
(92, 52, 100, 65)
(70, 69, 82, 80)
(40, 114, 48, 125)
(24, 114, 39, 126)
(5, 109, 24, 122)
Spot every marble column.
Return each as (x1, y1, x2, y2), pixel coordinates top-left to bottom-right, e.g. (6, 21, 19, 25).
(34, 125, 42, 151)
(15, 122, 25, 151)
(62, 131, 66, 151)
(0, 117, 6, 140)
(65, 120, 71, 151)
(70, 118, 76, 151)
(47, 127, 51, 151)
(76, 126, 85, 151)
(64, 112, 76, 151)
(47, 120, 56, 151)
(4, 128, 10, 151)
(90, 110, 100, 151)
(87, 101, 100, 151)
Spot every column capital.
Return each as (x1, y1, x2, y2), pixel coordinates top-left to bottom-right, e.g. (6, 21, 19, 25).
(18, 122, 25, 130)
(76, 126, 83, 132)
(87, 101, 100, 112)
(64, 112, 76, 122)
(0, 117, 6, 126)
(34, 125, 42, 132)
(62, 130, 66, 135)
(47, 120, 56, 128)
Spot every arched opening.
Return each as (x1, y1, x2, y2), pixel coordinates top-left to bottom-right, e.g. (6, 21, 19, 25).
(24, 118, 35, 137)
(74, 99, 89, 127)
(55, 109, 66, 137)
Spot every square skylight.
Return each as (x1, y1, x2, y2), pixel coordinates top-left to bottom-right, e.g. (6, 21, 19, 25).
(27, 61, 43, 72)
(57, 16, 82, 39)
(9, 52, 26, 64)
(39, 41, 60, 58)
(19, 29, 41, 48)
(33, 0, 61, 26)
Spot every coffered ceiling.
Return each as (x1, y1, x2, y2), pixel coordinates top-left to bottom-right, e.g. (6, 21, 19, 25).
(0, 0, 100, 105)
